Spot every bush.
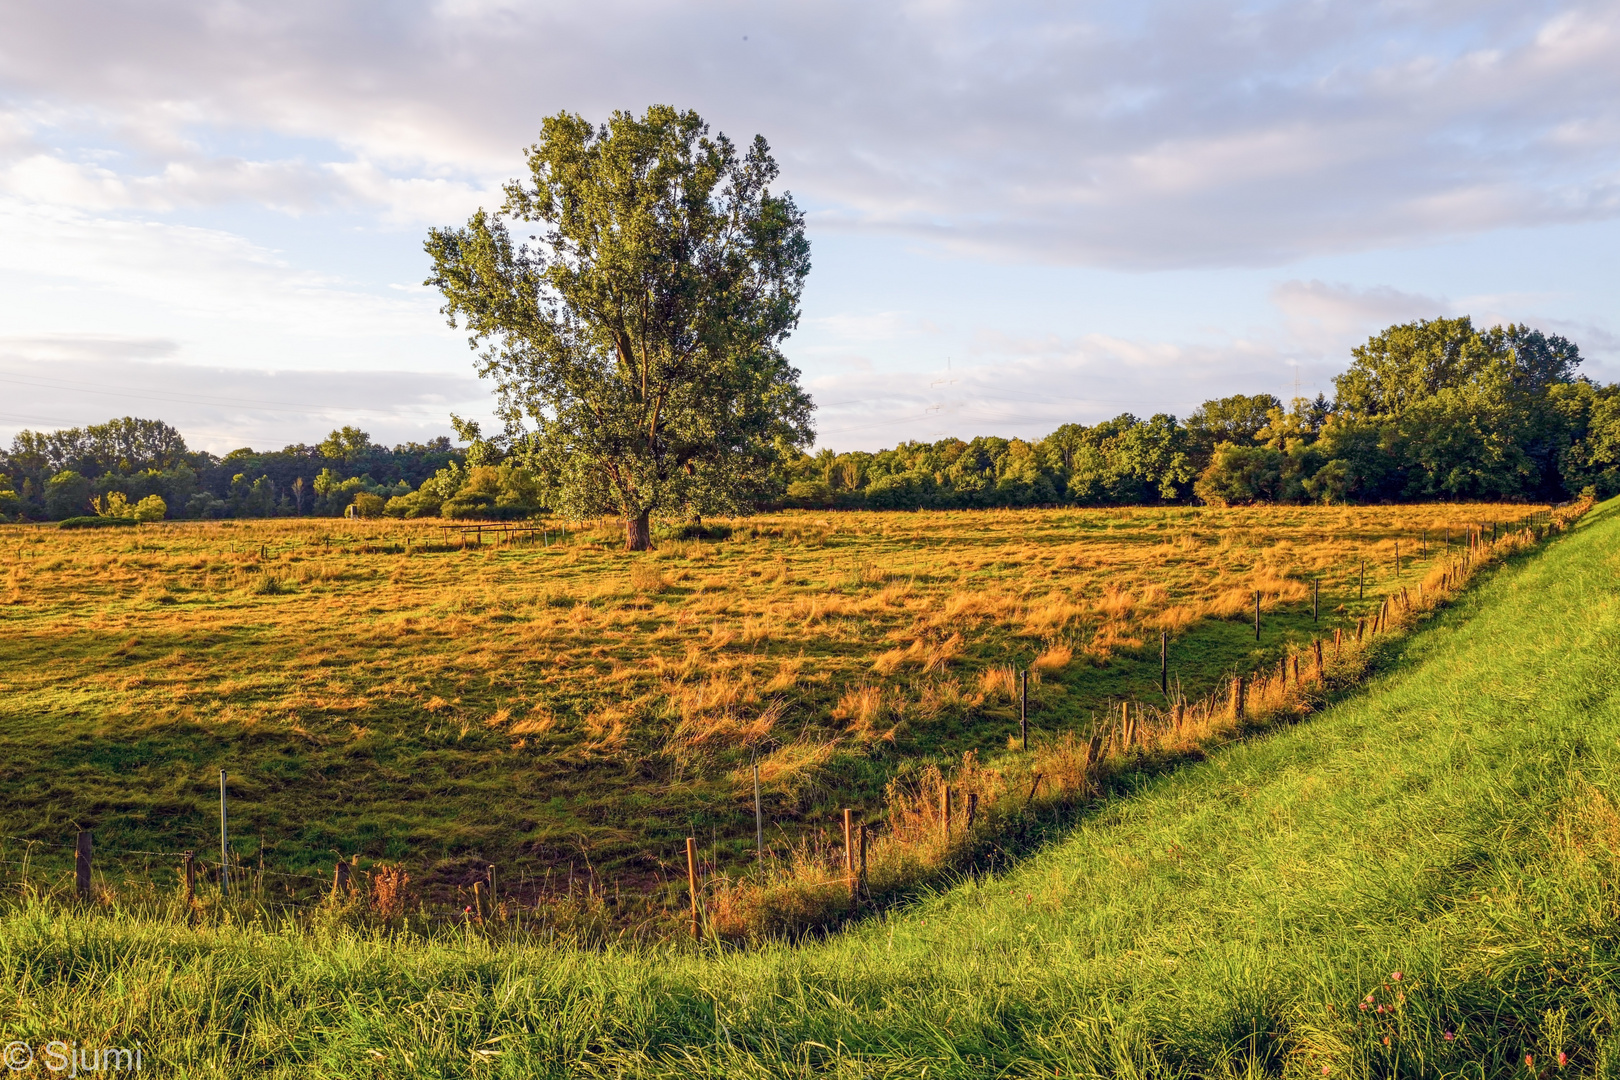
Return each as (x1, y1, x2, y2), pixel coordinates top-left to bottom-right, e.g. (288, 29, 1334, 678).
(654, 521, 733, 541)
(44, 470, 93, 520)
(784, 480, 834, 507)
(130, 495, 167, 522)
(349, 493, 386, 519)
(58, 516, 137, 530)
(384, 490, 444, 518)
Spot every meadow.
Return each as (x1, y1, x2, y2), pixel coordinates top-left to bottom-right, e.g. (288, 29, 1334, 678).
(0, 498, 1614, 1076)
(0, 503, 1548, 923)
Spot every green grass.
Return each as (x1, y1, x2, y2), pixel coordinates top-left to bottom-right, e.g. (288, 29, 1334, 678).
(0, 500, 1616, 1075)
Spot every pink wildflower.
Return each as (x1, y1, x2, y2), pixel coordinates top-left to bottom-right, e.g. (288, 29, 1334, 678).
(1559, 1052, 1568, 1068)
(1391, 971, 1402, 981)
(1527, 1054, 1535, 1069)
(1444, 1032, 1455, 1042)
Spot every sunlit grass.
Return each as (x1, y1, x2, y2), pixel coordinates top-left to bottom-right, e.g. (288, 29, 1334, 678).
(0, 503, 1546, 909)
(0, 500, 1613, 1075)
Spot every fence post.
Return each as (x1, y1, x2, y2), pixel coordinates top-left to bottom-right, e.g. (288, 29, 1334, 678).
(858, 823, 868, 900)
(1160, 631, 1168, 695)
(1019, 669, 1028, 750)
(940, 788, 951, 839)
(686, 837, 700, 939)
(1314, 638, 1324, 680)
(75, 829, 92, 901)
(182, 851, 195, 908)
(1230, 676, 1245, 720)
(967, 792, 978, 829)
(753, 759, 764, 870)
(1253, 591, 1260, 641)
(219, 769, 229, 897)
(844, 808, 857, 907)
(333, 859, 350, 896)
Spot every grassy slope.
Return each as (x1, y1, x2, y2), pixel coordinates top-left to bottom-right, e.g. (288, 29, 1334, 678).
(4, 501, 1619, 1076)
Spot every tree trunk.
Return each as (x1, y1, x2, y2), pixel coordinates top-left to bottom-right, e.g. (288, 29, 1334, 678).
(625, 509, 652, 551)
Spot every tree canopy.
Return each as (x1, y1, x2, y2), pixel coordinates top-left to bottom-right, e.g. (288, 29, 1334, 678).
(425, 105, 814, 549)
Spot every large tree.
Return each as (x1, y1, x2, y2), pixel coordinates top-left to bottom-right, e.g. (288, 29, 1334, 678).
(425, 105, 814, 550)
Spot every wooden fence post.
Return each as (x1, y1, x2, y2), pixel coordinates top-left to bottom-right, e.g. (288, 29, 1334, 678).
(333, 858, 350, 896)
(1230, 676, 1245, 720)
(1333, 627, 1342, 656)
(686, 837, 700, 939)
(1356, 618, 1365, 642)
(1253, 591, 1261, 641)
(1160, 630, 1168, 695)
(219, 769, 229, 897)
(1314, 638, 1324, 680)
(1019, 670, 1028, 750)
(858, 823, 868, 899)
(1290, 654, 1299, 685)
(75, 829, 92, 901)
(844, 808, 856, 906)
(182, 851, 195, 908)
(753, 759, 764, 870)
(967, 792, 978, 829)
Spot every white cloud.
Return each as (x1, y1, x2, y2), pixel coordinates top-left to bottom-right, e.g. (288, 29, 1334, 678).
(0, 196, 452, 347)
(1271, 280, 1451, 342)
(0, 338, 487, 453)
(0, 0, 1616, 267)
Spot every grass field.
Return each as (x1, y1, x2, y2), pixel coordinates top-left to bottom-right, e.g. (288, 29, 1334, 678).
(0, 503, 1547, 915)
(0, 499, 1615, 1076)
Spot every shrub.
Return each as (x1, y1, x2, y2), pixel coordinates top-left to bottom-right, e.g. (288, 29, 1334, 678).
(130, 495, 167, 522)
(384, 490, 444, 518)
(350, 493, 386, 519)
(654, 521, 733, 541)
(44, 470, 93, 519)
(785, 480, 834, 506)
(58, 516, 137, 530)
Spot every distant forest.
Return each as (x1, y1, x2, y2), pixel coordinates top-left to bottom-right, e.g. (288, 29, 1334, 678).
(2, 317, 1618, 523)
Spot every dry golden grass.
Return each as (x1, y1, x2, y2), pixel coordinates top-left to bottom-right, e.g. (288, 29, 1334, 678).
(0, 500, 1563, 915)
(703, 500, 1590, 941)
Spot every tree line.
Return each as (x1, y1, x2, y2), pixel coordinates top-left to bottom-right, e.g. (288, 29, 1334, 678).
(1, 315, 1616, 525)
(778, 318, 1620, 510)
(0, 419, 464, 523)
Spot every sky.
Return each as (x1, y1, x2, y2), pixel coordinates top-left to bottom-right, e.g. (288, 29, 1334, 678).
(0, 0, 1617, 455)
